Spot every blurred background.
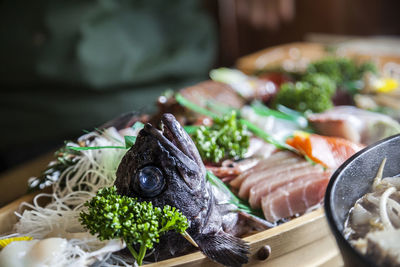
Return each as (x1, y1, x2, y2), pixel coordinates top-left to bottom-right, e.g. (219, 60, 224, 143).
(1, 0, 400, 173)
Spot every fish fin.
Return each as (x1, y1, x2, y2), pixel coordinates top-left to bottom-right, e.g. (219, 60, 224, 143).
(196, 232, 250, 267)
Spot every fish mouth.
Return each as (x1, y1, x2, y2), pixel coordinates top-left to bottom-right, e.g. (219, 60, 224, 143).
(142, 113, 205, 188)
(161, 114, 201, 164)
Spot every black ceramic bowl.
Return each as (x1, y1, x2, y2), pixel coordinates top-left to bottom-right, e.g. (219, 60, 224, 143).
(325, 134, 400, 267)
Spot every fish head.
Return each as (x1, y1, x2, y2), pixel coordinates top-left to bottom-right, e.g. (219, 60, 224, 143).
(114, 113, 251, 267)
(114, 113, 207, 213)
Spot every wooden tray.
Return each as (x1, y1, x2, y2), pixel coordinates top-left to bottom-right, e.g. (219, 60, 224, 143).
(0, 194, 342, 266)
(236, 41, 400, 74)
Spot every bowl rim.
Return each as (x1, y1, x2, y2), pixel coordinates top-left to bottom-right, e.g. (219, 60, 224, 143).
(324, 133, 400, 266)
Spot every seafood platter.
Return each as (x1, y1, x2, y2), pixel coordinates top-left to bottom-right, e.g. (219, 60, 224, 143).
(1, 42, 400, 266)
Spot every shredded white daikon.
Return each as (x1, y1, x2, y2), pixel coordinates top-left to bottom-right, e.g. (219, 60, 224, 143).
(1, 127, 138, 266)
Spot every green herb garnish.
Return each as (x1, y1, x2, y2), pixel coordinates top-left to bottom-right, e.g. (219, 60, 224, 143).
(175, 93, 292, 155)
(80, 186, 189, 266)
(206, 171, 264, 218)
(273, 73, 336, 113)
(306, 57, 377, 89)
(67, 122, 144, 151)
(192, 111, 250, 163)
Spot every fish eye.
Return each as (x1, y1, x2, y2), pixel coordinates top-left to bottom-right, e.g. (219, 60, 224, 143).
(132, 166, 165, 197)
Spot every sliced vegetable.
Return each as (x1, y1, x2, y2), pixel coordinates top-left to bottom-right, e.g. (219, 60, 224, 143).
(193, 112, 250, 163)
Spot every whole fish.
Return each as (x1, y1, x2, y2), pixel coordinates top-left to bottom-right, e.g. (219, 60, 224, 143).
(114, 113, 267, 267)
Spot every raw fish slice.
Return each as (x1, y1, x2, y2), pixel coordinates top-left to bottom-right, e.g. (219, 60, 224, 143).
(206, 158, 259, 181)
(248, 164, 325, 208)
(261, 171, 331, 222)
(181, 80, 245, 109)
(230, 151, 296, 188)
(237, 156, 305, 199)
(244, 137, 278, 159)
(308, 106, 400, 145)
(286, 132, 364, 169)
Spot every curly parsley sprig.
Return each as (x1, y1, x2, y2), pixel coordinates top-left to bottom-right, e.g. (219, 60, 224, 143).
(79, 186, 189, 265)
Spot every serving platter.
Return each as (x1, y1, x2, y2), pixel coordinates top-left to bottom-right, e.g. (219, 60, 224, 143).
(236, 41, 400, 75)
(0, 43, 364, 266)
(0, 196, 341, 266)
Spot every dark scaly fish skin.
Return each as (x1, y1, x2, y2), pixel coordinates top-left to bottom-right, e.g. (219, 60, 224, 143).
(114, 113, 250, 267)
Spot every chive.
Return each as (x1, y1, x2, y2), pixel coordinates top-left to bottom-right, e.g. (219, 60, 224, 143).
(175, 93, 218, 119)
(183, 125, 201, 135)
(239, 119, 296, 152)
(67, 146, 126, 151)
(176, 93, 294, 152)
(205, 99, 238, 116)
(124, 136, 137, 148)
(252, 101, 296, 121)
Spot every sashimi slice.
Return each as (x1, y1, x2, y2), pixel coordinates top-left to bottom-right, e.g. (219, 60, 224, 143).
(308, 106, 400, 145)
(261, 171, 331, 222)
(248, 164, 326, 208)
(230, 151, 295, 189)
(286, 132, 364, 169)
(237, 156, 305, 199)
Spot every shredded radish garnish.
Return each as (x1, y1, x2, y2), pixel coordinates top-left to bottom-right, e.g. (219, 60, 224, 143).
(1, 127, 136, 266)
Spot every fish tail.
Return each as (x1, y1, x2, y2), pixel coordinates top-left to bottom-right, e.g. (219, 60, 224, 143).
(195, 232, 250, 267)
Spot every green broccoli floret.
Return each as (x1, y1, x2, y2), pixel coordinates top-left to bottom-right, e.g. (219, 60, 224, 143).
(80, 186, 189, 266)
(192, 111, 250, 163)
(302, 73, 336, 96)
(306, 57, 377, 89)
(274, 73, 335, 113)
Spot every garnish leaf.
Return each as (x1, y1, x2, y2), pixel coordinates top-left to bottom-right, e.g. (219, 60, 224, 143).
(183, 125, 201, 135)
(175, 93, 218, 119)
(206, 171, 264, 218)
(124, 136, 137, 148)
(176, 93, 294, 153)
(132, 121, 145, 131)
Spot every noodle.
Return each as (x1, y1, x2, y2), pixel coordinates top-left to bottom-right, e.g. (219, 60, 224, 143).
(379, 187, 396, 230)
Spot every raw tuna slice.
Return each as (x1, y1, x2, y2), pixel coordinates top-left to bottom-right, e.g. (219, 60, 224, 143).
(230, 151, 296, 189)
(237, 156, 305, 199)
(248, 163, 326, 208)
(261, 170, 332, 222)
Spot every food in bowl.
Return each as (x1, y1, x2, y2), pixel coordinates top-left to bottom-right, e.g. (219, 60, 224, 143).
(344, 158, 400, 266)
